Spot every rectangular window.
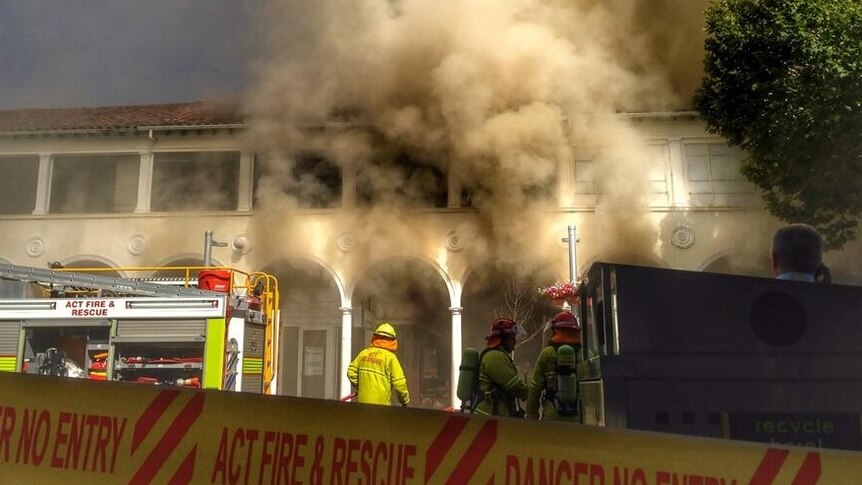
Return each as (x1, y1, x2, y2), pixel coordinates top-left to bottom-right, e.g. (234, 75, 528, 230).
(152, 152, 239, 211)
(50, 154, 138, 213)
(572, 145, 669, 205)
(684, 143, 755, 205)
(574, 149, 598, 195)
(356, 152, 447, 208)
(461, 161, 556, 208)
(253, 153, 342, 209)
(0, 156, 38, 214)
(646, 143, 670, 205)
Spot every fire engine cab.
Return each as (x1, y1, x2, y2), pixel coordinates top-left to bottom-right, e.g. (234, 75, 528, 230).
(0, 262, 279, 394)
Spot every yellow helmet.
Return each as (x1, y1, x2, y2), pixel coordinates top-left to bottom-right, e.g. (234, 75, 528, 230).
(374, 322, 397, 339)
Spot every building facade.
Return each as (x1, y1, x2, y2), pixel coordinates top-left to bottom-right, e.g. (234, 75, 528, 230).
(1, 102, 858, 409)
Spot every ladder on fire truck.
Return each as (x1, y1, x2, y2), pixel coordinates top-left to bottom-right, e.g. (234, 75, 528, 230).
(0, 261, 220, 297)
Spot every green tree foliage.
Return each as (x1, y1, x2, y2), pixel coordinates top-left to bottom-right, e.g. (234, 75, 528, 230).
(694, 0, 862, 248)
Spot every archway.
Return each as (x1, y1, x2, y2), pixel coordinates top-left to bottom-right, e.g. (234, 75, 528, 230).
(150, 257, 209, 282)
(582, 253, 668, 271)
(263, 258, 342, 399)
(461, 265, 560, 382)
(352, 258, 451, 409)
(702, 253, 771, 278)
(58, 257, 121, 278)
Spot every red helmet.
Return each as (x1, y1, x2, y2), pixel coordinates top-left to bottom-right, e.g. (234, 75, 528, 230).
(486, 318, 518, 340)
(551, 311, 579, 331)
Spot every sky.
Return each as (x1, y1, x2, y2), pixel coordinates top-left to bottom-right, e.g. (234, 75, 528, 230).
(0, 1, 260, 109)
(0, 1, 709, 111)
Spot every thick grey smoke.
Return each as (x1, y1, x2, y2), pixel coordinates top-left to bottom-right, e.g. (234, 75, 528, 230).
(246, 0, 683, 277)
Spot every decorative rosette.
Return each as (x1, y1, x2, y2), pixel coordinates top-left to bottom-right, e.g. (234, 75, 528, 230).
(538, 281, 579, 305)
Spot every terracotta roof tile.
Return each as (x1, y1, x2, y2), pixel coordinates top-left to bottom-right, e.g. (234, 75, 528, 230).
(0, 101, 244, 133)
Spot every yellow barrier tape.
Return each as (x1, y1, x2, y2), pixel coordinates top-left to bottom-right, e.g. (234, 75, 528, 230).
(0, 372, 858, 484)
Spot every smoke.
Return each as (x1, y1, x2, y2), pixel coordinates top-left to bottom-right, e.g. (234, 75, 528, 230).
(245, 0, 685, 278)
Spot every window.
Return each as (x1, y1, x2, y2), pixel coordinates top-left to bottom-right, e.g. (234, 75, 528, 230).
(645, 144, 670, 204)
(574, 149, 598, 195)
(460, 157, 556, 208)
(0, 156, 38, 214)
(253, 153, 342, 209)
(684, 143, 755, 205)
(357, 152, 448, 208)
(356, 151, 447, 208)
(572, 144, 669, 205)
(151, 152, 239, 211)
(50, 155, 138, 213)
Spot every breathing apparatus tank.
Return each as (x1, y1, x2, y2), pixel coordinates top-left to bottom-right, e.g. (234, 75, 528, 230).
(555, 344, 579, 416)
(457, 347, 480, 411)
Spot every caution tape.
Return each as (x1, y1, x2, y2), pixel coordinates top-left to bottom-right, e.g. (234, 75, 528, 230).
(0, 372, 859, 484)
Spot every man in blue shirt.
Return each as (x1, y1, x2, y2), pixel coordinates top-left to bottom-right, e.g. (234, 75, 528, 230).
(771, 224, 823, 282)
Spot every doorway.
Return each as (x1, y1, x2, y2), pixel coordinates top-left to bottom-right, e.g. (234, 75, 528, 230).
(282, 325, 339, 399)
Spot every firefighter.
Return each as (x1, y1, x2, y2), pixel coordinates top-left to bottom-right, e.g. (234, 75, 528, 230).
(347, 322, 410, 406)
(474, 318, 528, 417)
(526, 310, 581, 421)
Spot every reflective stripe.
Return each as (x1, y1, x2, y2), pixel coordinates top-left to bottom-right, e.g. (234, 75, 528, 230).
(0, 356, 16, 372)
(502, 375, 521, 390)
(242, 357, 263, 374)
(358, 368, 389, 379)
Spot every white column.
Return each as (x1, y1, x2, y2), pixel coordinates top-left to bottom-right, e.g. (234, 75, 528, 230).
(668, 138, 688, 206)
(32, 153, 53, 215)
(450, 306, 463, 409)
(339, 306, 353, 398)
(237, 151, 254, 212)
(135, 151, 154, 213)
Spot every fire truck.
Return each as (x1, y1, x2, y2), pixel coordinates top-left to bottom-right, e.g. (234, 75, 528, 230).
(0, 262, 280, 394)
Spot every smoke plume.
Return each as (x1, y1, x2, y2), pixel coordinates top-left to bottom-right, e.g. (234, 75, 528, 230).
(245, 0, 687, 276)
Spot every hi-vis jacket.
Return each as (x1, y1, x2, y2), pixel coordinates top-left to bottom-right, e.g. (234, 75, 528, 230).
(526, 345, 577, 421)
(474, 348, 528, 417)
(347, 346, 410, 406)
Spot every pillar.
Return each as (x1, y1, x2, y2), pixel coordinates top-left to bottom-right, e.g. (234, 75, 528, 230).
(340, 306, 353, 398)
(450, 306, 463, 409)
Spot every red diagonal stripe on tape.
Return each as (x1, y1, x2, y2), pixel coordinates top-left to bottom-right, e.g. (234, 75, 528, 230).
(425, 416, 469, 484)
(167, 445, 197, 485)
(132, 389, 181, 454)
(790, 453, 821, 485)
(445, 420, 497, 485)
(748, 448, 790, 485)
(129, 392, 205, 485)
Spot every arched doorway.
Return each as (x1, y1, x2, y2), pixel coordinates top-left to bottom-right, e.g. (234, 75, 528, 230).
(58, 258, 121, 278)
(702, 254, 771, 278)
(461, 265, 560, 386)
(149, 257, 208, 283)
(264, 258, 342, 399)
(584, 254, 667, 269)
(352, 258, 451, 409)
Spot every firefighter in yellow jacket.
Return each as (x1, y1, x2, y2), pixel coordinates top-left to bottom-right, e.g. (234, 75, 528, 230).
(474, 318, 528, 417)
(526, 310, 581, 421)
(347, 322, 410, 406)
